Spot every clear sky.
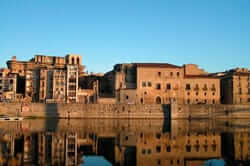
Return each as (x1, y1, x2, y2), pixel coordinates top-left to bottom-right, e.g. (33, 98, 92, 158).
(0, 0, 250, 73)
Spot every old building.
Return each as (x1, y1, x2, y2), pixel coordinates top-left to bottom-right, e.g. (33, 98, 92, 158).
(0, 68, 18, 101)
(5, 54, 89, 103)
(221, 68, 250, 104)
(101, 63, 220, 104)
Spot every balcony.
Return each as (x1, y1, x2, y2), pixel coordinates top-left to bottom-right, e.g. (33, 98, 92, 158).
(202, 87, 208, 91)
(194, 87, 199, 91)
(211, 87, 216, 91)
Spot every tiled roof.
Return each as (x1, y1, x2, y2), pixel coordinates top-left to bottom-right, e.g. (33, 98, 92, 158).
(184, 75, 220, 79)
(134, 63, 182, 68)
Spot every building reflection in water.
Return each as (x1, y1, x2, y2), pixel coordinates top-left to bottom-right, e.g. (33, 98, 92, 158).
(0, 119, 250, 166)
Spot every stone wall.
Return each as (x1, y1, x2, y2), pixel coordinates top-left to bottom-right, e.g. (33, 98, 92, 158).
(172, 104, 250, 119)
(0, 103, 166, 119)
(1, 103, 250, 119)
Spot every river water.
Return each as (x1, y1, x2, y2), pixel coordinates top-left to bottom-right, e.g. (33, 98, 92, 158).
(0, 119, 250, 166)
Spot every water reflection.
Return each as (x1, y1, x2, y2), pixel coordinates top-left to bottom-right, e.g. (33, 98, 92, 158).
(0, 119, 250, 166)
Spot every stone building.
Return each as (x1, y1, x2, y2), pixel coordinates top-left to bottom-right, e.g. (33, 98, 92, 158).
(221, 68, 250, 104)
(137, 132, 221, 166)
(5, 54, 88, 103)
(0, 68, 18, 101)
(101, 63, 220, 104)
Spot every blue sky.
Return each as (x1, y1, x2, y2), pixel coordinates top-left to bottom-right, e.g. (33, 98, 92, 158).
(0, 0, 250, 73)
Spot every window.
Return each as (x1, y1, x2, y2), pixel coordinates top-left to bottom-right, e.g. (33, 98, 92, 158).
(126, 95, 129, 100)
(166, 145, 171, 152)
(248, 98, 250, 102)
(0, 86, 2, 90)
(158, 72, 161, 77)
(213, 99, 215, 104)
(248, 88, 250, 94)
(186, 84, 191, 90)
(148, 82, 152, 87)
(156, 96, 162, 104)
(203, 84, 208, 91)
(177, 72, 180, 77)
(196, 92, 199, 96)
(10, 79, 13, 84)
(142, 82, 146, 87)
(186, 145, 191, 152)
(187, 92, 190, 96)
(140, 98, 143, 104)
(0, 80, 2, 84)
(204, 92, 207, 96)
(0, 73, 2, 77)
(156, 146, 161, 153)
(156, 133, 161, 139)
(187, 99, 190, 104)
(211, 84, 216, 91)
(239, 88, 242, 94)
(170, 72, 173, 77)
(166, 83, 171, 90)
(213, 92, 215, 96)
(142, 149, 146, 155)
(156, 83, 161, 90)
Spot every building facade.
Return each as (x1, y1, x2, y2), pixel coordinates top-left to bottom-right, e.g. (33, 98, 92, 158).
(221, 68, 250, 104)
(101, 63, 221, 104)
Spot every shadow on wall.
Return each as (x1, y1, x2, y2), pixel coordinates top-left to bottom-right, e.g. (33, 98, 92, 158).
(162, 104, 171, 133)
(45, 103, 59, 132)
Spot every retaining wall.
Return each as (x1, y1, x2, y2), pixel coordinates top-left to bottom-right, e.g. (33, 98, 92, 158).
(1, 103, 250, 119)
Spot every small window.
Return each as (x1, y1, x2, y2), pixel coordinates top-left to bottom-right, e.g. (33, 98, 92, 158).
(166, 83, 171, 90)
(156, 83, 161, 90)
(196, 92, 199, 96)
(0, 86, 2, 90)
(166, 145, 171, 152)
(248, 98, 250, 102)
(142, 82, 146, 87)
(187, 92, 190, 96)
(142, 149, 146, 155)
(156, 96, 162, 104)
(187, 99, 190, 104)
(156, 146, 161, 153)
(204, 99, 207, 104)
(158, 72, 161, 77)
(213, 99, 215, 104)
(147, 149, 152, 154)
(170, 72, 173, 77)
(213, 92, 215, 96)
(248, 88, 250, 94)
(177, 72, 180, 77)
(0, 73, 2, 77)
(0, 80, 2, 84)
(186, 145, 191, 152)
(10, 79, 13, 84)
(239, 88, 242, 94)
(140, 98, 143, 104)
(148, 82, 152, 87)
(126, 95, 129, 100)
(186, 84, 191, 90)
(204, 92, 207, 96)
(156, 133, 161, 139)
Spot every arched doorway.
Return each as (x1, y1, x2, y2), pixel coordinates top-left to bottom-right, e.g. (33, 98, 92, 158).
(156, 96, 162, 104)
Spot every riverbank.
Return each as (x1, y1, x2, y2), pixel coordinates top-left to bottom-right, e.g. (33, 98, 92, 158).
(0, 103, 250, 119)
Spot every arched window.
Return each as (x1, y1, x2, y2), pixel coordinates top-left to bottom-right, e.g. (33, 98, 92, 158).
(77, 57, 80, 64)
(72, 58, 75, 64)
(156, 96, 162, 104)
